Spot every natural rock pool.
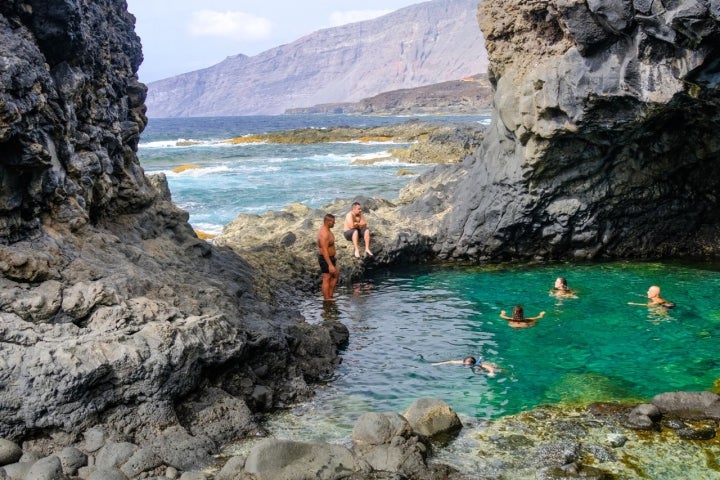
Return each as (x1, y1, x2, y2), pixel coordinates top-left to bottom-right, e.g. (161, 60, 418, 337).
(225, 260, 720, 477)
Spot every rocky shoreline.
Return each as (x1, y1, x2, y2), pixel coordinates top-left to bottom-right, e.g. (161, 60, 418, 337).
(2, 391, 720, 479)
(2, 0, 720, 479)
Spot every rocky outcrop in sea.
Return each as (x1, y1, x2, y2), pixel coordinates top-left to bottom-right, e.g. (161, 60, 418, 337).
(284, 74, 493, 116)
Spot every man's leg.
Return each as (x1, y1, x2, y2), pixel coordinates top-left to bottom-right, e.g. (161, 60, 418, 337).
(352, 229, 360, 257)
(322, 273, 332, 300)
(329, 269, 339, 297)
(363, 229, 372, 256)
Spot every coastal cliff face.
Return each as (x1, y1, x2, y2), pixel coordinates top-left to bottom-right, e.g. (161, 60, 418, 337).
(0, 0, 346, 449)
(405, 0, 720, 261)
(144, 0, 488, 116)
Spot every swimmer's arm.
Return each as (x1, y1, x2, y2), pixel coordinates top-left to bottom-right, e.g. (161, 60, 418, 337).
(431, 360, 462, 366)
(627, 302, 650, 306)
(499, 310, 512, 320)
(526, 311, 546, 321)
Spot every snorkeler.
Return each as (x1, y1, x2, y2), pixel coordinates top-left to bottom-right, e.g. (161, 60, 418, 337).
(432, 356, 498, 376)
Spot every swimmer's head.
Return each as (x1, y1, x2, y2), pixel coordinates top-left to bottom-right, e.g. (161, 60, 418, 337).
(554, 277, 567, 289)
(463, 356, 477, 366)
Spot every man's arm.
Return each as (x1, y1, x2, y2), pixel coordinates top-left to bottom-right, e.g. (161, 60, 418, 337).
(431, 360, 461, 365)
(343, 212, 354, 230)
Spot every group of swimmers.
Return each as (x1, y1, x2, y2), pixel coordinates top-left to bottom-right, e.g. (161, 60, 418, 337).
(434, 277, 675, 374)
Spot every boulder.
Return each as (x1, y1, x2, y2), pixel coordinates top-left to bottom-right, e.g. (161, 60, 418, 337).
(150, 427, 216, 472)
(352, 412, 412, 445)
(214, 456, 246, 480)
(355, 438, 428, 478)
(25, 456, 65, 480)
(57, 447, 87, 476)
(402, 398, 462, 438)
(119, 448, 162, 478)
(244, 439, 360, 480)
(96, 442, 138, 470)
(652, 391, 720, 419)
(0, 440, 21, 467)
(623, 404, 661, 431)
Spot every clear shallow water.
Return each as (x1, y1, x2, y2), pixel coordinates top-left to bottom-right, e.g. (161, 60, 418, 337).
(137, 115, 489, 233)
(270, 260, 720, 443)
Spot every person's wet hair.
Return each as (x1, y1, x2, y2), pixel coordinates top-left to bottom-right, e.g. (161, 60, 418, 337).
(512, 305, 524, 321)
(463, 356, 477, 365)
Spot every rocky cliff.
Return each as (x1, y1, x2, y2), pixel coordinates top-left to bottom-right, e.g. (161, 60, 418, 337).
(0, 0, 346, 457)
(144, 0, 488, 117)
(403, 0, 720, 261)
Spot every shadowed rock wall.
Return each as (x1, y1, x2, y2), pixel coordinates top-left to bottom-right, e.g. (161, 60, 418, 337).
(0, 0, 149, 241)
(404, 0, 720, 261)
(0, 0, 346, 447)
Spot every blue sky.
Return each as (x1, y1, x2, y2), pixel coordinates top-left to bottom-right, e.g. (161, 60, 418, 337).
(126, 0, 423, 83)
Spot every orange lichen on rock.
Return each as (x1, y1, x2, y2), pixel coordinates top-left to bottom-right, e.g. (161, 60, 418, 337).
(195, 230, 216, 240)
(173, 164, 202, 173)
(226, 135, 266, 144)
(358, 135, 394, 142)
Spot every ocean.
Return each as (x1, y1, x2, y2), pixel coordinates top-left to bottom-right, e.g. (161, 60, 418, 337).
(138, 114, 489, 235)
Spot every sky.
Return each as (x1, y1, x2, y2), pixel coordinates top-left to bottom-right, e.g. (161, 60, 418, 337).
(125, 0, 425, 83)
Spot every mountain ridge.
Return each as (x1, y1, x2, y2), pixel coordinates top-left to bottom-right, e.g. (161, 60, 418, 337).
(145, 0, 488, 117)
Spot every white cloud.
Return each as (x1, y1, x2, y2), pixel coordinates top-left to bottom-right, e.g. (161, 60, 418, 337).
(188, 10, 273, 41)
(328, 9, 392, 27)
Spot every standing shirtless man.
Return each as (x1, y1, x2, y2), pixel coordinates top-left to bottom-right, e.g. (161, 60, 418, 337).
(318, 213, 338, 301)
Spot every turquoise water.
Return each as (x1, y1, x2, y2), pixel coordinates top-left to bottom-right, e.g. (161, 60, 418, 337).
(292, 260, 720, 439)
(137, 115, 489, 233)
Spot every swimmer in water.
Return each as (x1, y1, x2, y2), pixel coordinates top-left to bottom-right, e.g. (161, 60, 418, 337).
(628, 285, 675, 309)
(500, 305, 546, 328)
(432, 356, 499, 376)
(550, 277, 577, 298)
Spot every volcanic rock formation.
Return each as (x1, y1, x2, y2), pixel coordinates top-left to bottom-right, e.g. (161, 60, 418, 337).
(0, 0, 346, 449)
(404, 0, 720, 261)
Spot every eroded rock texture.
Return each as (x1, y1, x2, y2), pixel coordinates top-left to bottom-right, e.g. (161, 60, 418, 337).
(0, 0, 346, 446)
(407, 0, 720, 261)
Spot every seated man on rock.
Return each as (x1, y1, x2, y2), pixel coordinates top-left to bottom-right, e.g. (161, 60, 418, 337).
(343, 202, 372, 258)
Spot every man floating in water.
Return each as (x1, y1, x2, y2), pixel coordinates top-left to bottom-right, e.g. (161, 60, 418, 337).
(432, 356, 499, 376)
